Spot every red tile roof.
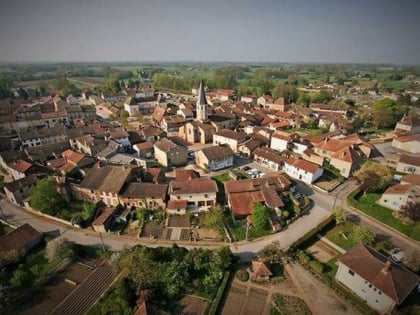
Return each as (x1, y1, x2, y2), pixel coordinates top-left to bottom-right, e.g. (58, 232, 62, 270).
(383, 184, 414, 195)
(339, 244, 419, 304)
(167, 200, 188, 210)
(252, 260, 273, 277)
(0, 223, 42, 253)
(169, 178, 218, 195)
(285, 157, 319, 174)
(9, 160, 32, 173)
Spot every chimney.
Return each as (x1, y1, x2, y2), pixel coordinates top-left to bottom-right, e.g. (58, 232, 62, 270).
(381, 261, 392, 274)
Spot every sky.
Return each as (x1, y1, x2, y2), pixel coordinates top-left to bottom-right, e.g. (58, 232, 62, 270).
(0, 0, 419, 64)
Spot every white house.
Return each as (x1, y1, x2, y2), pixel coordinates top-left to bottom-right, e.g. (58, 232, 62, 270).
(396, 154, 420, 174)
(336, 243, 419, 314)
(377, 184, 420, 211)
(270, 131, 293, 152)
(283, 157, 323, 184)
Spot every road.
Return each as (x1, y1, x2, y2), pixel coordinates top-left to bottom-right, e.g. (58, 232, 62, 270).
(298, 179, 420, 253)
(0, 198, 330, 259)
(1, 178, 418, 259)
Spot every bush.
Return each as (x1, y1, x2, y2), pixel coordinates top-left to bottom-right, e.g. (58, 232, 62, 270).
(309, 260, 324, 274)
(45, 237, 75, 262)
(235, 269, 249, 282)
(296, 250, 310, 265)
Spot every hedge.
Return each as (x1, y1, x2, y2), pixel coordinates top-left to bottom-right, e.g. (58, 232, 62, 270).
(207, 270, 231, 315)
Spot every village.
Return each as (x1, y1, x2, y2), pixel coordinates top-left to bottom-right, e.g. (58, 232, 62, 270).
(0, 64, 419, 315)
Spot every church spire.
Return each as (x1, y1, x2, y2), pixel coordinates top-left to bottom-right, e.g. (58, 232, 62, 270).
(197, 80, 207, 105)
(196, 80, 208, 121)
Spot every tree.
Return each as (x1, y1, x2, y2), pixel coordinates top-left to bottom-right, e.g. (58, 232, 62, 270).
(398, 201, 420, 222)
(354, 161, 393, 193)
(211, 247, 233, 271)
(354, 226, 376, 245)
(309, 260, 324, 274)
(45, 237, 75, 262)
(332, 207, 348, 225)
(372, 98, 405, 128)
(105, 76, 122, 93)
(204, 205, 226, 230)
(297, 92, 311, 107)
(9, 268, 34, 289)
(311, 90, 333, 103)
(258, 241, 284, 263)
(159, 260, 189, 299)
(251, 203, 270, 230)
(29, 177, 67, 215)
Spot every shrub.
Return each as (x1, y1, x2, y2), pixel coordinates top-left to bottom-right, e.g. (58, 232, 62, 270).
(296, 250, 310, 265)
(235, 269, 249, 282)
(309, 260, 324, 274)
(45, 237, 75, 262)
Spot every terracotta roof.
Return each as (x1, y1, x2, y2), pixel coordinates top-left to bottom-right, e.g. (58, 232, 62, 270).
(272, 131, 294, 141)
(401, 174, 420, 186)
(0, 224, 42, 253)
(339, 244, 419, 304)
(393, 134, 420, 143)
(399, 154, 420, 167)
(167, 199, 188, 210)
(62, 149, 84, 164)
(229, 191, 265, 216)
(4, 174, 38, 193)
(243, 139, 263, 152)
(285, 157, 319, 174)
(175, 169, 200, 181)
(92, 207, 118, 226)
(314, 137, 350, 152)
(270, 121, 290, 129)
(154, 138, 178, 152)
(383, 184, 415, 195)
(145, 167, 162, 183)
(398, 115, 420, 127)
(200, 145, 234, 161)
(79, 165, 132, 193)
(110, 129, 129, 139)
(225, 175, 291, 194)
(120, 182, 168, 199)
(252, 260, 273, 277)
(254, 147, 284, 164)
(214, 129, 247, 141)
(151, 105, 166, 122)
(8, 160, 32, 173)
(134, 141, 154, 151)
(274, 97, 286, 105)
(169, 178, 218, 195)
(331, 146, 361, 163)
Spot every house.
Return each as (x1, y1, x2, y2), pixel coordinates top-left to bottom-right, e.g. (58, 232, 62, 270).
(74, 134, 107, 156)
(392, 134, 420, 154)
(224, 175, 290, 219)
(302, 149, 324, 166)
(154, 138, 188, 167)
(241, 95, 256, 103)
(330, 145, 364, 178)
(109, 129, 131, 148)
(310, 103, 349, 117)
(195, 145, 234, 171)
(4, 175, 39, 205)
(238, 138, 263, 158)
(143, 167, 165, 184)
(283, 157, 323, 184)
(253, 147, 283, 171)
(160, 117, 186, 137)
(92, 206, 119, 233)
(175, 169, 200, 181)
(270, 97, 289, 112)
(257, 95, 274, 108)
(76, 164, 135, 205)
(335, 243, 419, 314)
(396, 155, 420, 174)
(133, 141, 155, 158)
(0, 223, 42, 257)
(119, 183, 168, 209)
(18, 125, 67, 148)
(168, 178, 218, 214)
(251, 260, 273, 281)
(6, 160, 33, 180)
(400, 173, 420, 187)
(213, 129, 248, 153)
(377, 184, 420, 211)
(394, 115, 420, 135)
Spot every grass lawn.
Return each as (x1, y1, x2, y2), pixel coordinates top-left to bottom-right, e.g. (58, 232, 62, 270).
(230, 220, 272, 241)
(348, 190, 420, 241)
(324, 222, 359, 250)
(271, 293, 311, 315)
(212, 172, 232, 183)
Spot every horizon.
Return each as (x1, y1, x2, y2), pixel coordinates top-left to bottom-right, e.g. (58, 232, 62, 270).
(1, 0, 419, 65)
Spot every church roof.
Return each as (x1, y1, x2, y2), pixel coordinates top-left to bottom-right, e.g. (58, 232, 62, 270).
(197, 80, 208, 105)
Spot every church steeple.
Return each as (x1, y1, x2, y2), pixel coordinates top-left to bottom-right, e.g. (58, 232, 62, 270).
(196, 80, 208, 121)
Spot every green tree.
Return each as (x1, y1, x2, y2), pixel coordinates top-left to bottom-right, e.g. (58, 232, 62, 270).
(258, 241, 284, 263)
(105, 76, 122, 93)
(204, 205, 226, 230)
(311, 90, 333, 103)
(332, 207, 348, 225)
(159, 260, 189, 299)
(251, 203, 270, 230)
(372, 98, 405, 128)
(29, 177, 67, 215)
(354, 226, 376, 245)
(354, 161, 393, 193)
(309, 260, 324, 274)
(297, 92, 311, 107)
(45, 237, 75, 262)
(211, 247, 233, 271)
(10, 268, 34, 289)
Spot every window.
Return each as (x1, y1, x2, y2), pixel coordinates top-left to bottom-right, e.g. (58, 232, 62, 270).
(378, 291, 382, 295)
(369, 284, 372, 288)
(348, 269, 355, 276)
(204, 194, 208, 198)
(198, 201, 205, 207)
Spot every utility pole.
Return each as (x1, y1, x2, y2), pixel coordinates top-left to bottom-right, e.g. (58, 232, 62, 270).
(245, 220, 250, 241)
(99, 233, 106, 252)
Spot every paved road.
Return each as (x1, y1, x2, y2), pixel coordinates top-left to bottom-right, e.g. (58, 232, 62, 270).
(300, 179, 420, 253)
(0, 198, 330, 259)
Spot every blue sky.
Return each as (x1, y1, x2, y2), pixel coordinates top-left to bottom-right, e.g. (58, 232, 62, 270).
(0, 0, 419, 64)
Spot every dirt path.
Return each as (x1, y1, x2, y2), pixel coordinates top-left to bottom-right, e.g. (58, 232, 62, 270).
(287, 263, 361, 315)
